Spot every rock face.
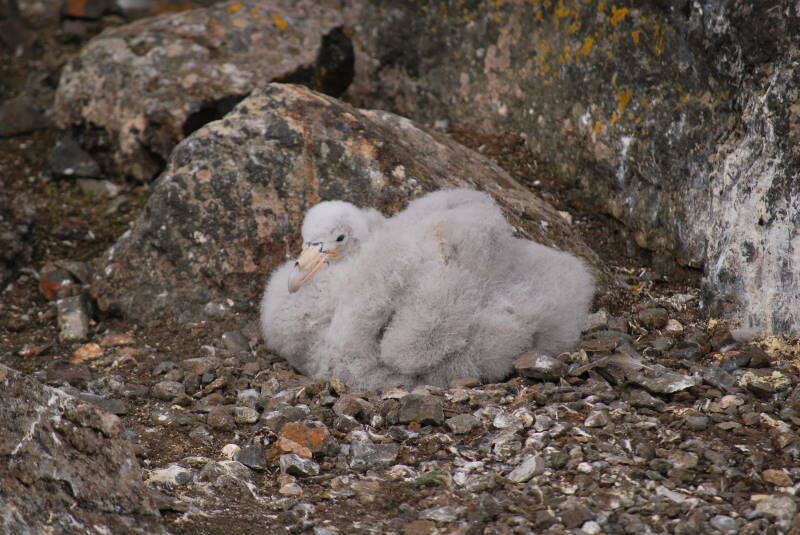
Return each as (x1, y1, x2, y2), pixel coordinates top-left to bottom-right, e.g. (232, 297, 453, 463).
(345, 1, 800, 335)
(54, 0, 352, 181)
(92, 83, 599, 324)
(0, 365, 166, 534)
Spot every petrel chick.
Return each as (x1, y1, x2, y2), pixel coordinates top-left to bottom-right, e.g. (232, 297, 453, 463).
(261, 189, 594, 390)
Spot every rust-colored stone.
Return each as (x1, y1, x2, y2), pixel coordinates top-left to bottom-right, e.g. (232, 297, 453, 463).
(278, 421, 330, 455)
(70, 343, 103, 364)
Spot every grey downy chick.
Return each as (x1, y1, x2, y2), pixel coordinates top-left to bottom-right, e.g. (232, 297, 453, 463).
(261, 189, 595, 390)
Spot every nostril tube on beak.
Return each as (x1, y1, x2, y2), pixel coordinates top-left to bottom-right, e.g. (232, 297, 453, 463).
(287, 245, 331, 293)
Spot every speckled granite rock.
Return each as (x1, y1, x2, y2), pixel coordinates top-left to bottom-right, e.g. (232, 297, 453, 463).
(0, 365, 166, 534)
(346, 0, 800, 335)
(54, 0, 351, 181)
(91, 83, 600, 323)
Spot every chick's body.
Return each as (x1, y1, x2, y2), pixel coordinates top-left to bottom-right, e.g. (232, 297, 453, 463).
(261, 189, 594, 390)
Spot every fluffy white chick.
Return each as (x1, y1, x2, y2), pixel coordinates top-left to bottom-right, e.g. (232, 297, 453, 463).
(261, 189, 595, 390)
(260, 201, 384, 377)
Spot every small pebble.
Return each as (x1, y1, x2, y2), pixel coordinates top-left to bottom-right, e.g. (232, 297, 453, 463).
(762, 469, 792, 487)
(221, 443, 240, 459)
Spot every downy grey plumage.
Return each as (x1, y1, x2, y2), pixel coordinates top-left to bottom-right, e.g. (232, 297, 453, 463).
(261, 189, 595, 390)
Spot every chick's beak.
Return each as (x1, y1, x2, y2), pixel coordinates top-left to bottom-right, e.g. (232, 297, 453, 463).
(288, 243, 335, 293)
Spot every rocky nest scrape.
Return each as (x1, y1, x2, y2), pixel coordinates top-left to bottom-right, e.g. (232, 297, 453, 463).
(4, 244, 800, 534)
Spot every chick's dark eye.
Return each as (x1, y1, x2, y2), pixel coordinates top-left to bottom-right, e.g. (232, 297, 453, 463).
(336, 234, 346, 242)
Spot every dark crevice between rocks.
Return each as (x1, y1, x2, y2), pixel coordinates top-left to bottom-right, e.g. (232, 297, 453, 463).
(141, 143, 167, 181)
(69, 123, 118, 179)
(273, 27, 355, 98)
(180, 27, 354, 145)
(182, 94, 249, 138)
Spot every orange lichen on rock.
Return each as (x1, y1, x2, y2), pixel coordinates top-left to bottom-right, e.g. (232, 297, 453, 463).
(580, 36, 595, 56)
(272, 13, 288, 31)
(609, 5, 628, 26)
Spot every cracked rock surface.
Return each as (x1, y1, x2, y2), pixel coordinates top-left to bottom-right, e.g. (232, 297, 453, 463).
(0, 364, 166, 534)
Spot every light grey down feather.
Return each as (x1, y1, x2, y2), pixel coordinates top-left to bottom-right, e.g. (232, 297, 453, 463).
(260, 189, 595, 390)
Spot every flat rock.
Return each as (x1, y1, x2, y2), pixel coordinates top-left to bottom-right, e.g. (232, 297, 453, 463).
(506, 454, 545, 483)
(445, 413, 479, 434)
(279, 453, 319, 477)
(48, 136, 101, 178)
(206, 406, 235, 431)
(397, 394, 444, 426)
(762, 469, 792, 487)
(90, 83, 600, 324)
(145, 464, 194, 488)
(235, 443, 267, 470)
(0, 364, 167, 533)
(151, 380, 185, 401)
(278, 421, 331, 455)
(637, 307, 668, 330)
(584, 409, 610, 427)
(197, 460, 252, 483)
(514, 352, 567, 381)
(349, 434, 399, 470)
(180, 356, 221, 376)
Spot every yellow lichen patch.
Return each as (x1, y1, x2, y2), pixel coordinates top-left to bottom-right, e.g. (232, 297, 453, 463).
(593, 121, 602, 134)
(227, 1, 243, 12)
(566, 19, 581, 34)
(611, 111, 619, 123)
(561, 44, 572, 63)
(616, 88, 632, 114)
(535, 10, 543, 21)
(609, 5, 628, 26)
(652, 23, 665, 55)
(597, 0, 606, 13)
(554, 0, 570, 18)
(631, 29, 641, 44)
(272, 12, 288, 31)
(250, 6, 270, 23)
(580, 36, 595, 56)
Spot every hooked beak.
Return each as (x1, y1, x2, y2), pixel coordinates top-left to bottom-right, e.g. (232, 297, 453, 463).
(288, 243, 336, 293)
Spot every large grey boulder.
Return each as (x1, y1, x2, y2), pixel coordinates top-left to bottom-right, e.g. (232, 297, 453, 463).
(91, 83, 600, 324)
(0, 365, 167, 534)
(54, 0, 351, 181)
(345, 1, 800, 335)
